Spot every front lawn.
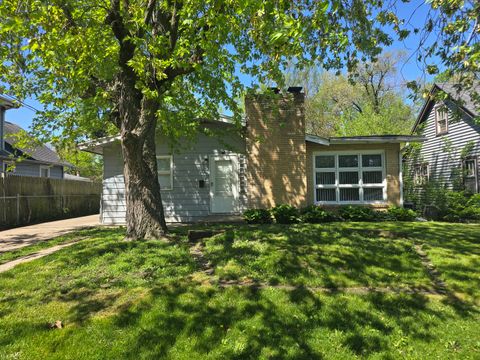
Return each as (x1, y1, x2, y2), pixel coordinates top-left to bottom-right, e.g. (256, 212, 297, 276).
(0, 222, 479, 359)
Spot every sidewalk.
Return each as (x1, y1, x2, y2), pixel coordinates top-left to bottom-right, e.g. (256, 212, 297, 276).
(0, 215, 99, 253)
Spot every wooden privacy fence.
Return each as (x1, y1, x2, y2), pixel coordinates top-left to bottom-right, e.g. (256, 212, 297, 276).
(0, 174, 101, 230)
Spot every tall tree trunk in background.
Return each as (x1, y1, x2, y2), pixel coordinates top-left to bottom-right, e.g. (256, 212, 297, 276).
(119, 84, 168, 240)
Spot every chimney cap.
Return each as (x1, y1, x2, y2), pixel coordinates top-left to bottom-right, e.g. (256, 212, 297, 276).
(287, 87, 303, 94)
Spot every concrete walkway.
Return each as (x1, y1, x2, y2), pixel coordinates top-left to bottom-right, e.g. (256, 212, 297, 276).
(0, 239, 84, 273)
(0, 215, 99, 253)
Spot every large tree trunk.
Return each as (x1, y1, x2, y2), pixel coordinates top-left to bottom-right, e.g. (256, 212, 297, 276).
(120, 95, 168, 240)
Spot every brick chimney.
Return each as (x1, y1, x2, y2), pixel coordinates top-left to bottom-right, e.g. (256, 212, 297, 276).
(245, 89, 307, 208)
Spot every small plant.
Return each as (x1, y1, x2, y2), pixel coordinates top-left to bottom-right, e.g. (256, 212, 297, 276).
(270, 204, 299, 224)
(387, 206, 417, 221)
(300, 205, 337, 223)
(243, 209, 272, 224)
(339, 206, 376, 221)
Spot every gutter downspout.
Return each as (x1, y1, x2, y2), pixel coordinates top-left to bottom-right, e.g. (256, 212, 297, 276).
(399, 144, 406, 207)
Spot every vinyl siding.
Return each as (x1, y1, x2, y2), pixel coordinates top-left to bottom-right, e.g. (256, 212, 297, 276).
(101, 128, 246, 224)
(1, 160, 64, 179)
(412, 101, 480, 191)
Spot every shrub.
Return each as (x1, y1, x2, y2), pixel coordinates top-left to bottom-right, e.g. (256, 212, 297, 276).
(300, 205, 337, 223)
(271, 204, 299, 224)
(387, 206, 417, 221)
(243, 209, 272, 224)
(338, 206, 376, 221)
(437, 191, 480, 222)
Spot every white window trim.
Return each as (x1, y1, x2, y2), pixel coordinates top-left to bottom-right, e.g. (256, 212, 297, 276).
(313, 150, 387, 205)
(464, 158, 476, 178)
(435, 104, 448, 135)
(156, 155, 173, 191)
(39, 165, 50, 178)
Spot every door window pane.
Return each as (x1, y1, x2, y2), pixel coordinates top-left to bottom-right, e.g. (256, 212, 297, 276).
(362, 154, 382, 167)
(363, 171, 383, 184)
(315, 155, 335, 168)
(339, 155, 358, 168)
(316, 172, 335, 185)
(215, 177, 232, 193)
(339, 171, 358, 184)
(364, 188, 383, 201)
(316, 188, 336, 202)
(340, 188, 360, 201)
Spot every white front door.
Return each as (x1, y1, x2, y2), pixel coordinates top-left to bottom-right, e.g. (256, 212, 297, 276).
(210, 155, 239, 214)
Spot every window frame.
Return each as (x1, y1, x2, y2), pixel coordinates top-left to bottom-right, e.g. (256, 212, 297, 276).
(39, 165, 50, 178)
(2, 161, 15, 174)
(156, 155, 173, 191)
(463, 158, 476, 179)
(313, 150, 387, 205)
(413, 163, 429, 185)
(435, 104, 449, 136)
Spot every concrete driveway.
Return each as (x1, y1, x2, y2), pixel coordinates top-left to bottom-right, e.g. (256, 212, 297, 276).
(0, 215, 100, 253)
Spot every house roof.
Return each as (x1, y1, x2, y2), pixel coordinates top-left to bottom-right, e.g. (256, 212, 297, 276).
(305, 134, 426, 145)
(0, 95, 17, 109)
(412, 82, 480, 133)
(1, 121, 69, 166)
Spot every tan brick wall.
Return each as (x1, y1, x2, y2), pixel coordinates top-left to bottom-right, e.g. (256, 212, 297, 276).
(306, 142, 401, 207)
(245, 93, 308, 208)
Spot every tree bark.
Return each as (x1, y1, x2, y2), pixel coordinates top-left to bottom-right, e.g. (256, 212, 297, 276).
(120, 91, 168, 240)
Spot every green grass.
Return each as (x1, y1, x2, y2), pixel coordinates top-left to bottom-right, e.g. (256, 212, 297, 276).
(0, 228, 104, 265)
(0, 222, 479, 359)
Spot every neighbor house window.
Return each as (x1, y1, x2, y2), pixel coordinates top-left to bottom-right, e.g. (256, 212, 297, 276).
(156, 155, 173, 190)
(413, 163, 429, 185)
(435, 106, 448, 135)
(464, 159, 476, 178)
(39, 166, 50, 178)
(2, 161, 15, 173)
(314, 151, 386, 204)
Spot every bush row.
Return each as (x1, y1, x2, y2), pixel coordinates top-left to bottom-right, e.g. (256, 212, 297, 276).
(243, 204, 417, 224)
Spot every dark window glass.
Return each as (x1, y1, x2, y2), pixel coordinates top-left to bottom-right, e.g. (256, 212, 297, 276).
(362, 154, 382, 167)
(316, 188, 336, 202)
(339, 155, 358, 168)
(364, 188, 383, 201)
(340, 188, 359, 201)
(316, 172, 335, 185)
(315, 155, 335, 168)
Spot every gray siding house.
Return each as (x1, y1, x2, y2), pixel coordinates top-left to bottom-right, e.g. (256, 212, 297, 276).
(0, 95, 68, 178)
(408, 83, 480, 193)
(83, 89, 424, 225)
(85, 120, 247, 224)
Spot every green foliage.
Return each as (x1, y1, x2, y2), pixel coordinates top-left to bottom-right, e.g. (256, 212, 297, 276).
(270, 204, 299, 224)
(57, 146, 103, 181)
(287, 52, 415, 137)
(386, 206, 417, 221)
(299, 205, 337, 223)
(242, 209, 272, 224)
(338, 205, 376, 222)
(439, 191, 480, 222)
(0, 0, 398, 146)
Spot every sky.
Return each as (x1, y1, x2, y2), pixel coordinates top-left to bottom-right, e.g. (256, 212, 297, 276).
(4, 0, 439, 131)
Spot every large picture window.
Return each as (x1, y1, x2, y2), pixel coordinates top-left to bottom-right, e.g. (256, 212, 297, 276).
(314, 151, 386, 204)
(156, 155, 173, 190)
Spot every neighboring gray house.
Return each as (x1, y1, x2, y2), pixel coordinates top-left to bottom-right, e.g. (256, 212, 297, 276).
(409, 82, 480, 193)
(0, 95, 68, 178)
